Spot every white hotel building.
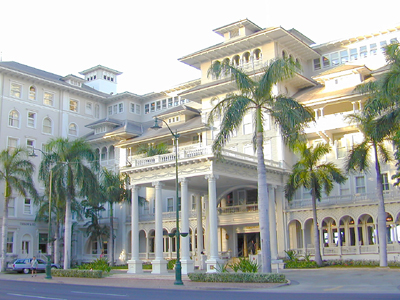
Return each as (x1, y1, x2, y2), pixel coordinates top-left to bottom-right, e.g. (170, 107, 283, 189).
(0, 19, 399, 272)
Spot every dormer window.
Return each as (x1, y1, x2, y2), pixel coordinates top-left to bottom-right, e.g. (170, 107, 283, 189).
(168, 116, 180, 124)
(229, 28, 239, 38)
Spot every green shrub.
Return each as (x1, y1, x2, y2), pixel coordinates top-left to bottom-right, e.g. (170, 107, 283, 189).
(167, 259, 176, 270)
(285, 260, 318, 268)
(188, 272, 286, 283)
(52, 269, 103, 278)
(229, 257, 259, 273)
(323, 259, 400, 268)
(143, 263, 152, 270)
(78, 258, 111, 273)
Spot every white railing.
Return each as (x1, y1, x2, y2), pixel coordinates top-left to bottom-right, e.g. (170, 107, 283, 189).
(127, 146, 284, 169)
(287, 190, 400, 209)
(305, 111, 355, 134)
(218, 204, 258, 214)
(139, 210, 200, 222)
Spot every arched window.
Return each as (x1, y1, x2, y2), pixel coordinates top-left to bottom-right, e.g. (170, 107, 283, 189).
(8, 110, 20, 127)
(282, 50, 287, 59)
(29, 86, 36, 100)
(95, 148, 100, 161)
(108, 146, 115, 160)
(232, 55, 240, 66)
(242, 52, 250, 64)
(68, 123, 78, 136)
(43, 117, 52, 134)
(253, 49, 262, 60)
(101, 147, 107, 161)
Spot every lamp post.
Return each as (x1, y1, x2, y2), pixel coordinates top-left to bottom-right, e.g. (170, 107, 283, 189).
(151, 117, 187, 285)
(30, 148, 52, 280)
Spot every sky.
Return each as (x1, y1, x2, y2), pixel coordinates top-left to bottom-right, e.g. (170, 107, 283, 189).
(1, 0, 399, 95)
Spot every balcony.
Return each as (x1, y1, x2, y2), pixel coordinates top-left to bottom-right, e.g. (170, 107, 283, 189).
(126, 145, 283, 169)
(218, 204, 258, 214)
(305, 111, 355, 135)
(287, 189, 400, 209)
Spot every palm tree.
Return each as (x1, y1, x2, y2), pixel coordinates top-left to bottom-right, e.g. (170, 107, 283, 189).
(207, 57, 313, 272)
(285, 142, 346, 266)
(0, 148, 38, 272)
(136, 142, 169, 157)
(39, 138, 99, 269)
(345, 111, 392, 267)
(381, 43, 400, 100)
(99, 168, 128, 266)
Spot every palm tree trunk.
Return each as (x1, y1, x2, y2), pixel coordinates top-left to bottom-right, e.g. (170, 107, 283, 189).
(312, 192, 323, 266)
(54, 219, 60, 265)
(0, 197, 9, 272)
(109, 203, 114, 266)
(63, 196, 72, 269)
(256, 129, 272, 273)
(373, 143, 388, 267)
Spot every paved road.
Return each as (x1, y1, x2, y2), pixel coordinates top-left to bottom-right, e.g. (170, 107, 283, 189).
(0, 280, 398, 300)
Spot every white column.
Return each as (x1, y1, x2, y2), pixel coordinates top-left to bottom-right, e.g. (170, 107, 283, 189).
(319, 107, 324, 117)
(196, 195, 204, 257)
(151, 181, 167, 274)
(127, 185, 143, 273)
(180, 177, 194, 274)
(268, 185, 278, 260)
(121, 202, 127, 263)
(204, 195, 210, 256)
(205, 174, 222, 273)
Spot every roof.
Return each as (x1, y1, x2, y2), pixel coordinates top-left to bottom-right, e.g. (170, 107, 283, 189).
(85, 120, 143, 142)
(85, 118, 124, 129)
(0, 61, 109, 97)
(155, 104, 201, 119)
(212, 19, 262, 37)
(293, 84, 360, 105)
(79, 65, 123, 75)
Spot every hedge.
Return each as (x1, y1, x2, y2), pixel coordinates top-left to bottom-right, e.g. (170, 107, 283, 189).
(51, 269, 103, 278)
(187, 272, 286, 283)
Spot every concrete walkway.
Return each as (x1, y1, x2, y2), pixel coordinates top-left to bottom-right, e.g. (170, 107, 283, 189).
(0, 268, 399, 293)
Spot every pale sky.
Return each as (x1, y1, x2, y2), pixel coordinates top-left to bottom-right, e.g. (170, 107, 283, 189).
(1, 0, 399, 95)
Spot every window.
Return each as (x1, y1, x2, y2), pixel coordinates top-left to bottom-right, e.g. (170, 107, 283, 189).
(27, 112, 36, 128)
(382, 173, 389, 191)
(7, 137, 18, 152)
(340, 50, 348, 63)
(94, 104, 100, 118)
(150, 102, 155, 112)
(29, 86, 36, 100)
(8, 197, 15, 217)
(360, 46, 367, 58)
(7, 232, 14, 253)
(11, 83, 21, 98)
(313, 58, 321, 70)
(130, 103, 135, 113)
(113, 104, 118, 114)
(85, 102, 93, 114)
(69, 100, 78, 112)
(230, 28, 239, 38)
(191, 195, 196, 211)
(380, 41, 387, 53)
(174, 97, 179, 106)
(145, 104, 150, 114)
(167, 197, 174, 212)
(24, 198, 32, 215)
(355, 176, 366, 194)
(390, 38, 399, 44)
(136, 104, 141, 114)
(156, 101, 161, 111)
(350, 48, 358, 61)
(26, 139, 35, 154)
(330, 52, 339, 66)
(118, 103, 123, 113)
(168, 98, 173, 108)
(44, 92, 54, 106)
(243, 113, 252, 135)
(162, 99, 167, 109)
(101, 147, 107, 161)
(108, 106, 112, 116)
(68, 123, 78, 136)
(43, 117, 52, 134)
(8, 110, 20, 128)
(340, 181, 350, 196)
(322, 56, 330, 68)
(370, 43, 377, 55)
(336, 137, 348, 159)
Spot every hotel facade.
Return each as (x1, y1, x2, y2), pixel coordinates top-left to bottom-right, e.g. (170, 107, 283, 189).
(0, 19, 399, 272)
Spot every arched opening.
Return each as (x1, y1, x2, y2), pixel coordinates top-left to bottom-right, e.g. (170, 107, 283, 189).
(304, 218, 314, 250)
(253, 49, 262, 60)
(109, 145, 115, 160)
(386, 212, 395, 244)
(288, 220, 302, 250)
(148, 230, 155, 253)
(232, 55, 240, 66)
(101, 147, 107, 161)
(163, 229, 169, 252)
(242, 52, 250, 64)
(282, 50, 287, 59)
(339, 215, 356, 247)
(358, 214, 375, 245)
(322, 217, 337, 247)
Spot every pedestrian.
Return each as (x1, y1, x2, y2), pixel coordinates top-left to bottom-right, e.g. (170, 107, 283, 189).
(249, 240, 256, 255)
(31, 256, 38, 277)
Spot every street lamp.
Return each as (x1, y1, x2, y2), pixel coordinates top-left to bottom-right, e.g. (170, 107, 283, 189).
(30, 148, 52, 280)
(151, 117, 187, 285)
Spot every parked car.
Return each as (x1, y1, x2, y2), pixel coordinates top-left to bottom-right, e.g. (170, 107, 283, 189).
(8, 258, 59, 274)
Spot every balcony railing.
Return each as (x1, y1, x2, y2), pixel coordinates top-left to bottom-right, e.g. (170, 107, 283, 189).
(305, 111, 356, 134)
(218, 204, 258, 214)
(287, 189, 400, 209)
(139, 210, 200, 222)
(127, 146, 284, 169)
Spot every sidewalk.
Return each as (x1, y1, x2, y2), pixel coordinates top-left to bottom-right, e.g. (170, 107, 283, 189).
(0, 269, 285, 290)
